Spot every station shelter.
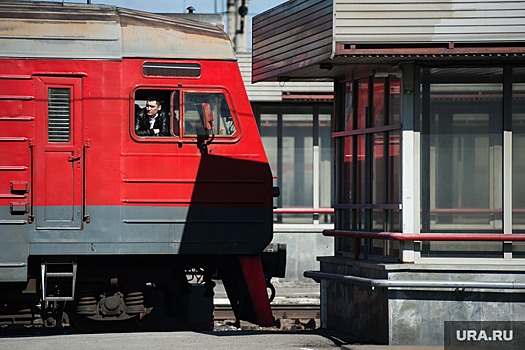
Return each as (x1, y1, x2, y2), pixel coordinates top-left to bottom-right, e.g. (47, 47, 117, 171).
(253, 0, 525, 345)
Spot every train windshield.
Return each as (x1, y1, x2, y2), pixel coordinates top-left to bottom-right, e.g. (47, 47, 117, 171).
(183, 93, 236, 136)
(133, 89, 237, 139)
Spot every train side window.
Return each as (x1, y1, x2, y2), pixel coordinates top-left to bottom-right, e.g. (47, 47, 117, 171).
(133, 89, 179, 138)
(143, 62, 201, 78)
(182, 92, 236, 136)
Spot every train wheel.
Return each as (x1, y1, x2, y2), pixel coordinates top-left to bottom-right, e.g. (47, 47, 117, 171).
(66, 286, 143, 333)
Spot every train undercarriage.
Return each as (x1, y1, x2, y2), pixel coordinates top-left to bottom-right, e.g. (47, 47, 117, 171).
(0, 251, 285, 333)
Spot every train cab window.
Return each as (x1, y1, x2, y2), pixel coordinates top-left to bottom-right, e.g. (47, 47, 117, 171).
(182, 92, 236, 136)
(133, 89, 237, 140)
(133, 89, 178, 137)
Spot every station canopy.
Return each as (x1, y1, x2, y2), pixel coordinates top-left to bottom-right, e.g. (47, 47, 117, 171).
(252, 0, 525, 83)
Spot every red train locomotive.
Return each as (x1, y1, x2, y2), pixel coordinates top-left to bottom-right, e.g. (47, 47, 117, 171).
(0, 1, 280, 331)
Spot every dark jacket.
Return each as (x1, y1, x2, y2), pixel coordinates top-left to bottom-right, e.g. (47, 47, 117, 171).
(135, 109, 170, 136)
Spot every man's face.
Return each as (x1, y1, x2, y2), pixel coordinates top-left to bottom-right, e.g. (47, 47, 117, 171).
(145, 101, 161, 117)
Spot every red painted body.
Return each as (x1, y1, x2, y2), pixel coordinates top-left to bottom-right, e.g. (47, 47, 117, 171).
(1, 58, 272, 223)
(0, 59, 268, 205)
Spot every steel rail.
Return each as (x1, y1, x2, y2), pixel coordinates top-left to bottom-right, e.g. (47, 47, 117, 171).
(214, 304, 320, 322)
(304, 270, 525, 290)
(323, 230, 525, 241)
(273, 208, 334, 214)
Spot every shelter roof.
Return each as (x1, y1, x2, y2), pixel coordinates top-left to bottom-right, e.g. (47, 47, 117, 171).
(252, 0, 525, 82)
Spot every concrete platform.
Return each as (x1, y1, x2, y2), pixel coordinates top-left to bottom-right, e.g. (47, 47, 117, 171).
(343, 347, 442, 350)
(0, 329, 370, 350)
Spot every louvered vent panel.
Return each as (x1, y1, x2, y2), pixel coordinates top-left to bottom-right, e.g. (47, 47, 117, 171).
(48, 88, 71, 142)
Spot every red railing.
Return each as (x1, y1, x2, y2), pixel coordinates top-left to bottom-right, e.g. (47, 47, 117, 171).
(273, 208, 334, 214)
(324, 229, 525, 259)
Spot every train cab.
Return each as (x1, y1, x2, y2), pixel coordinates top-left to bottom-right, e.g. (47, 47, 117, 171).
(0, 1, 278, 331)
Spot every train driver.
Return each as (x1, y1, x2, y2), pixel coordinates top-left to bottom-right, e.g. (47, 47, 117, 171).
(135, 96, 170, 137)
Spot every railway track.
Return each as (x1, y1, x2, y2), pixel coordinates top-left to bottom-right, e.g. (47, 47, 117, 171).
(214, 304, 321, 330)
(0, 304, 321, 334)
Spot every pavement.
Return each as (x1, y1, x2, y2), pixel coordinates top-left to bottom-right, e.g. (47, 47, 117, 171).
(214, 281, 446, 349)
(0, 330, 365, 350)
(0, 280, 444, 350)
(0, 281, 445, 349)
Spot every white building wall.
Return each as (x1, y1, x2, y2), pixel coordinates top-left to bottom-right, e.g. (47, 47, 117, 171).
(334, 0, 525, 43)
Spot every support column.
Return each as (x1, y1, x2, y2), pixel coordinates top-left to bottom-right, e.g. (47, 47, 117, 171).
(400, 63, 419, 262)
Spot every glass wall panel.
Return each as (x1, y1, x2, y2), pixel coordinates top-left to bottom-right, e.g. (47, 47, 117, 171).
(388, 130, 401, 232)
(259, 113, 278, 208)
(389, 78, 401, 231)
(372, 78, 387, 216)
(373, 79, 386, 127)
(337, 135, 354, 252)
(341, 141, 353, 206)
(390, 80, 402, 125)
(320, 106, 334, 224)
(356, 134, 366, 208)
(337, 82, 354, 252)
(335, 77, 401, 257)
(357, 79, 370, 129)
(357, 79, 368, 129)
(372, 132, 385, 230)
(344, 82, 354, 131)
(512, 67, 525, 256)
(421, 67, 503, 257)
(512, 86, 525, 230)
(335, 76, 401, 258)
(257, 103, 333, 224)
(340, 136, 353, 221)
(282, 109, 313, 211)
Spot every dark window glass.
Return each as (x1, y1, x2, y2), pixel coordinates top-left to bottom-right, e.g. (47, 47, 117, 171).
(143, 63, 201, 78)
(134, 90, 172, 138)
(183, 93, 236, 136)
(420, 67, 503, 257)
(335, 76, 401, 258)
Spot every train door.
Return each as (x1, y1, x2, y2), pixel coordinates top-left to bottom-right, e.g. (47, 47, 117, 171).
(34, 77, 84, 229)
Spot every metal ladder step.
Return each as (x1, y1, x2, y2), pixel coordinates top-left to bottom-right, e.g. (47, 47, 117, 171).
(46, 272, 74, 277)
(40, 260, 77, 302)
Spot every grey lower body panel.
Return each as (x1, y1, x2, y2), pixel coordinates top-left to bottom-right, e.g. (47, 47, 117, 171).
(0, 205, 273, 281)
